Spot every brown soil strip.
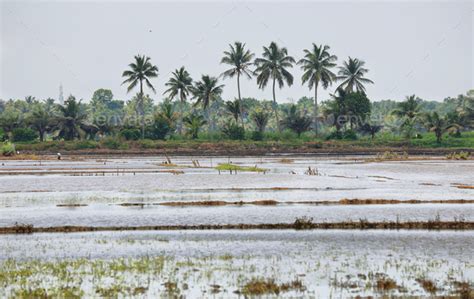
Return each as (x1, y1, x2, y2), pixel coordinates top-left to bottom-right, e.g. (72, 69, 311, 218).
(56, 204, 88, 207)
(455, 185, 474, 190)
(0, 169, 184, 176)
(2, 221, 473, 234)
(159, 200, 279, 207)
(368, 175, 396, 180)
(121, 198, 474, 207)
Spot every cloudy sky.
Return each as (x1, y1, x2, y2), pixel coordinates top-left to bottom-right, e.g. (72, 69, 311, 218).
(1, 0, 472, 104)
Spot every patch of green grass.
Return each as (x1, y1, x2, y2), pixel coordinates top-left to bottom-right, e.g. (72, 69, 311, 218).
(215, 163, 267, 173)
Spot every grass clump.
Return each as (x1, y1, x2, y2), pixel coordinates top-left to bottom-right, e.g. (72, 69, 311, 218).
(294, 216, 314, 230)
(1, 142, 15, 156)
(215, 163, 267, 173)
(416, 278, 438, 294)
(374, 276, 398, 292)
(241, 278, 305, 296)
(369, 151, 409, 162)
(446, 151, 471, 160)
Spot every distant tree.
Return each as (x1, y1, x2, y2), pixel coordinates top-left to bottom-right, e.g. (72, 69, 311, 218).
(156, 101, 178, 134)
(344, 92, 372, 129)
(391, 95, 421, 137)
(122, 55, 159, 139)
(323, 89, 348, 133)
(191, 75, 224, 131)
(0, 107, 22, 139)
(56, 96, 97, 140)
(91, 89, 114, 111)
(254, 42, 295, 132)
(164, 67, 193, 134)
(252, 110, 270, 134)
(27, 103, 55, 142)
(359, 123, 383, 139)
(337, 57, 374, 93)
(424, 111, 458, 143)
(221, 42, 254, 128)
(281, 105, 312, 137)
(225, 100, 241, 123)
(298, 44, 337, 134)
(183, 113, 207, 139)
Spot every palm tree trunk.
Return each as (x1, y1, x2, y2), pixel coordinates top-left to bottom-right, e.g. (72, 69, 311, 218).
(272, 78, 281, 133)
(39, 129, 44, 142)
(237, 73, 245, 129)
(314, 81, 319, 136)
(179, 96, 185, 135)
(139, 80, 145, 139)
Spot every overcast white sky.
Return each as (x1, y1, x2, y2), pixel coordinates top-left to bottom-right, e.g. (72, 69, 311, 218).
(1, 0, 473, 104)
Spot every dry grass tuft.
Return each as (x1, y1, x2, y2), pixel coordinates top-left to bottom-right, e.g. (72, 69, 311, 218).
(416, 278, 438, 294)
(241, 278, 305, 296)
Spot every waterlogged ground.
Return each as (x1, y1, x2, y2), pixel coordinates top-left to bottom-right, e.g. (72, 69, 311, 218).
(0, 230, 472, 297)
(0, 155, 473, 297)
(0, 156, 473, 227)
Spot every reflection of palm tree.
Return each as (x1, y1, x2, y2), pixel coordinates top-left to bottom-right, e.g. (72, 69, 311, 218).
(122, 55, 159, 139)
(164, 67, 193, 134)
(298, 44, 337, 134)
(221, 42, 254, 128)
(254, 42, 295, 132)
(337, 57, 374, 93)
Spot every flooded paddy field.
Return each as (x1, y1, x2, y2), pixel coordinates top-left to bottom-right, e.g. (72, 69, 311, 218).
(0, 155, 473, 297)
(0, 230, 472, 297)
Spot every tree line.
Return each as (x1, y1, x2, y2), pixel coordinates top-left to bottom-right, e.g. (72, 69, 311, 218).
(0, 41, 473, 143)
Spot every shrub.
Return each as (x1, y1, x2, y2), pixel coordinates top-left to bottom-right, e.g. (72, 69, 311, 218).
(100, 137, 123, 149)
(120, 128, 141, 141)
(343, 129, 358, 140)
(1, 142, 15, 156)
(251, 131, 264, 141)
(221, 121, 245, 140)
(73, 140, 98, 150)
(325, 129, 358, 140)
(137, 139, 156, 149)
(145, 117, 171, 140)
(11, 128, 38, 142)
(0, 128, 4, 141)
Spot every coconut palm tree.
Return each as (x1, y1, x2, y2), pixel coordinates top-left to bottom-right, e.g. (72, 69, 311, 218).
(281, 105, 312, 137)
(298, 44, 338, 134)
(220, 42, 254, 128)
(56, 96, 96, 140)
(254, 42, 295, 132)
(183, 113, 207, 139)
(337, 57, 374, 93)
(27, 104, 55, 142)
(225, 100, 241, 123)
(391, 95, 421, 137)
(424, 111, 458, 143)
(163, 67, 193, 134)
(122, 55, 159, 139)
(191, 75, 224, 130)
(252, 110, 270, 134)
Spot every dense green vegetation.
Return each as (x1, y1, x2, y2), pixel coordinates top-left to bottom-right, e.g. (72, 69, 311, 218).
(0, 42, 473, 152)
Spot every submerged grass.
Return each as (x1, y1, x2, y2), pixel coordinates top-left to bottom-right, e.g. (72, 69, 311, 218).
(215, 163, 267, 173)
